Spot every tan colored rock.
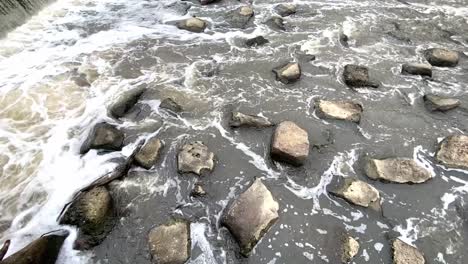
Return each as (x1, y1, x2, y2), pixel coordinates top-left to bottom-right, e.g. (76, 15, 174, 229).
(332, 178, 380, 208)
(316, 100, 363, 123)
(342, 236, 360, 263)
(392, 239, 425, 264)
(239, 6, 254, 16)
(424, 94, 460, 112)
(365, 158, 432, 184)
(229, 111, 273, 128)
(134, 137, 163, 169)
(271, 121, 309, 166)
(177, 17, 207, 33)
(178, 141, 215, 175)
(273, 62, 301, 84)
(424, 48, 459, 67)
(436, 135, 468, 170)
(148, 220, 191, 264)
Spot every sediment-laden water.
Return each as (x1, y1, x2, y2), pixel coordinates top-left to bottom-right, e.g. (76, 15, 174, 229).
(0, 0, 467, 263)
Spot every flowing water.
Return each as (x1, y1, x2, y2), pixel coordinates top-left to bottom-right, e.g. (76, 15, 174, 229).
(0, 0, 468, 263)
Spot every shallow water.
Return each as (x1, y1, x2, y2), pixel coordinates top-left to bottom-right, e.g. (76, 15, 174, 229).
(0, 0, 468, 263)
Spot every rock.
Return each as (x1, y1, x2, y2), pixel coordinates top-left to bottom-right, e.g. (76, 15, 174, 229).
(148, 220, 191, 264)
(266, 16, 286, 31)
(423, 94, 460, 112)
(229, 112, 273, 128)
(134, 137, 163, 169)
(191, 183, 206, 197)
(78, 64, 99, 84)
(113, 57, 143, 79)
(339, 33, 349, 48)
(109, 87, 146, 118)
(315, 100, 363, 123)
(160, 98, 183, 113)
(228, 6, 254, 28)
(59, 186, 114, 250)
(0, 230, 68, 264)
(401, 63, 432, 77)
(436, 135, 468, 170)
(271, 121, 309, 166)
(424, 48, 459, 67)
(178, 142, 215, 175)
(273, 62, 301, 84)
(342, 236, 360, 263)
(274, 3, 296, 17)
(245, 36, 269, 47)
(222, 178, 279, 256)
(200, 0, 218, 5)
(392, 239, 425, 264)
(80, 123, 125, 154)
(365, 158, 432, 184)
(343, 64, 379, 88)
(331, 178, 380, 208)
(0, 240, 9, 261)
(176, 17, 207, 33)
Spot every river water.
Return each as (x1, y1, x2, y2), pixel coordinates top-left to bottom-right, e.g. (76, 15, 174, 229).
(0, 0, 467, 263)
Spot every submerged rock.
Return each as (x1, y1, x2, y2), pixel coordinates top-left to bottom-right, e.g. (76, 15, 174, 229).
(273, 62, 301, 84)
(436, 135, 468, 170)
(228, 6, 254, 28)
(365, 158, 432, 184)
(343, 64, 379, 88)
(245, 36, 269, 47)
(134, 137, 163, 169)
(109, 87, 146, 118)
(274, 4, 296, 17)
(222, 178, 279, 256)
(160, 98, 183, 113)
(191, 182, 206, 197)
(176, 17, 207, 33)
(316, 100, 363, 123)
(148, 220, 191, 264)
(401, 63, 432, 77)
(271, 121, 309, 166)
(80, 123, 125, 154)
(229, 112, 273, 128)
(178, 142, 215, 175)
(331, 178, 380, 208)
(266, 16, 286, 31)
(342, 236, 360, 263)
(0, 230, 68, 264)
(423, 94, 460, 112)
(424, 48, 459, 67)
(200, 0, 218, 5)
(339, 33, 349, 48)
(392, 239, 425, 264)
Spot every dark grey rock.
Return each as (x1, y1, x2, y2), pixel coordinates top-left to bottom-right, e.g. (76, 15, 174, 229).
(148, 220, 191, 264)
(423, 94, 460, 112)
(245, 36, 269, 47)
(266, 16, 286, 31)
(109, 87, 146, 118)
(200, 0, 218, 5)
(316, 100, 363, 123)
(339, 33, 349, 47)
(436, 135, 468, 170)
(401, 63, 432, 77)
(134, 137, 163, 169)
(0, 240, 9, 261)
(365, 158, 432, 184)
(80, 123, 125, 154)
(424, 48, 459, 67)
(178, 142, 215, 175)
(113, 57, 143, 79)
(229, 112, 273, 128)
(273, 62, 301, 84)
(392, 239, 425, 264)
(343, 64, 379, 88)
(176, 17, 207, 33)
(227, 6, 254, 29)
(160, 98, 183, 113)
(271, 121, 309, 166)
(274, 4, 296, 17)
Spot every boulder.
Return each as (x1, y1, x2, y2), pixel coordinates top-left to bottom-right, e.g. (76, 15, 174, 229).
(331, 178, 380, 208)
(178, 142, 215, 175)
(59, 186, 114, 250)
(423, 94, 460, 112)
(343, 64, 379, 88)
(424, 48, 459, 67)
(191, 183, 206, 197)
(245, 36, 269, 47)
(342, 236, 360, 263)
(229, 112, 273, 128)
(160, 98, 183, 113)
(222, 178, 279, 256)
(273, 62, 301, 84)
(134, 137, 163, 169)
(401, 63, 432, 77)
(266, 16, 286, 31)
(109, 87, 146, 118)
(80, 123, 125, 154)
(274, 4, 296, 17)
(436, 135, 468, 170)
(315, 100, 363, 123)
(271, 121, 309, 166)
(148, 220, 191, 264)
(392, 239, 425, 264)
(176, 17, 207, 33)
(365, 158, 432, 184)
(227, 6, 254, 28)
(0, 230, 68, 264)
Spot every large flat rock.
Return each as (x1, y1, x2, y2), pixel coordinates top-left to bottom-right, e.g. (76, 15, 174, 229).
(436, 135, 468, 170)
(424, 48, 459, 67)
(365, 158, 432, 183)
(316, 100, 363, 123)
(148, 220, 191, 264)
(177, 141, 215, 175)
(331, 178, 380, 208)
(271, 121, 309, 166)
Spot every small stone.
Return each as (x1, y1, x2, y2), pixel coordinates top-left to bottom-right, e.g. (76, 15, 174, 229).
(177, 17, 207, 33)
(401, 63, 432, 77)
(109, 87, 146, 118)
(245, 36, 269, 47)
(273, 62, 301, 84)
(148, 220, 191, 264)
(229, 112, 273, 128)
(424, 48, 459, 67)
(200, 0, 218, 5)
(271, 121, 309, 166)
(160, 98, 183, 113)
(222, 178, 279, 256)
(239, 6, 254, 16)
(266, 16, 286, 31)
(332, 178, 380, 208)
(365, 158, 432, 184)
(316, 100, 363, 123)
(178, 142, 215, 175)
(80, 123, 125, 154)
(343, 64, 379, 88)
(392, 239, 425, 264)
(191, 183, 206, 197)
(342, 236, 360, 263)
(423, 94, 460, 112)
(436, 135, 468, 170)
(339, 33, 349, 48)
(274, 3, 296, 17)
(134, 137, 163, 169)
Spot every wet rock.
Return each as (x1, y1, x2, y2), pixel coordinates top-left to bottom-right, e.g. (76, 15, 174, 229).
(339, 33, 349, 48)
(266, 16, 286, 31)
(401, 63, 432, 77)
(274, 3, 296, 17)
(423, 94, 460, 112)
(331, 178, 380, 208)
(424, 48, 459, 67)
(222, 178, 279, 256)
(365, 158, 432, 184)
(191, 183, 206, 197)
(228, 6, 254, 29)
(342, 236, 360, 263)
(392, 239, 425, 264)
(176, 17, 207, 33)
(109, 87, 146, 118)
(113, 57, 143, 79)
(165, 1, 190, 16)
(0, 230, 68, 264)
(80, 123, 125, 154)
(229, 112, 273, 128)
(200, 0, 218, 5)
(148, 220, 191, 264)
(271, 121, 309, 166)
(59, 186, 114, 250)
(436, 135, 468, 170)
(245, 36, 269, 47)
(134, 137, 163, 169)
(178, 142, 215, 175)
(273, 62, 301, 84)
(343, 64, 379, 88)
(0, 240, 9, 261)
(315, 100, 363, 123)
(160, 98, 183, 113)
